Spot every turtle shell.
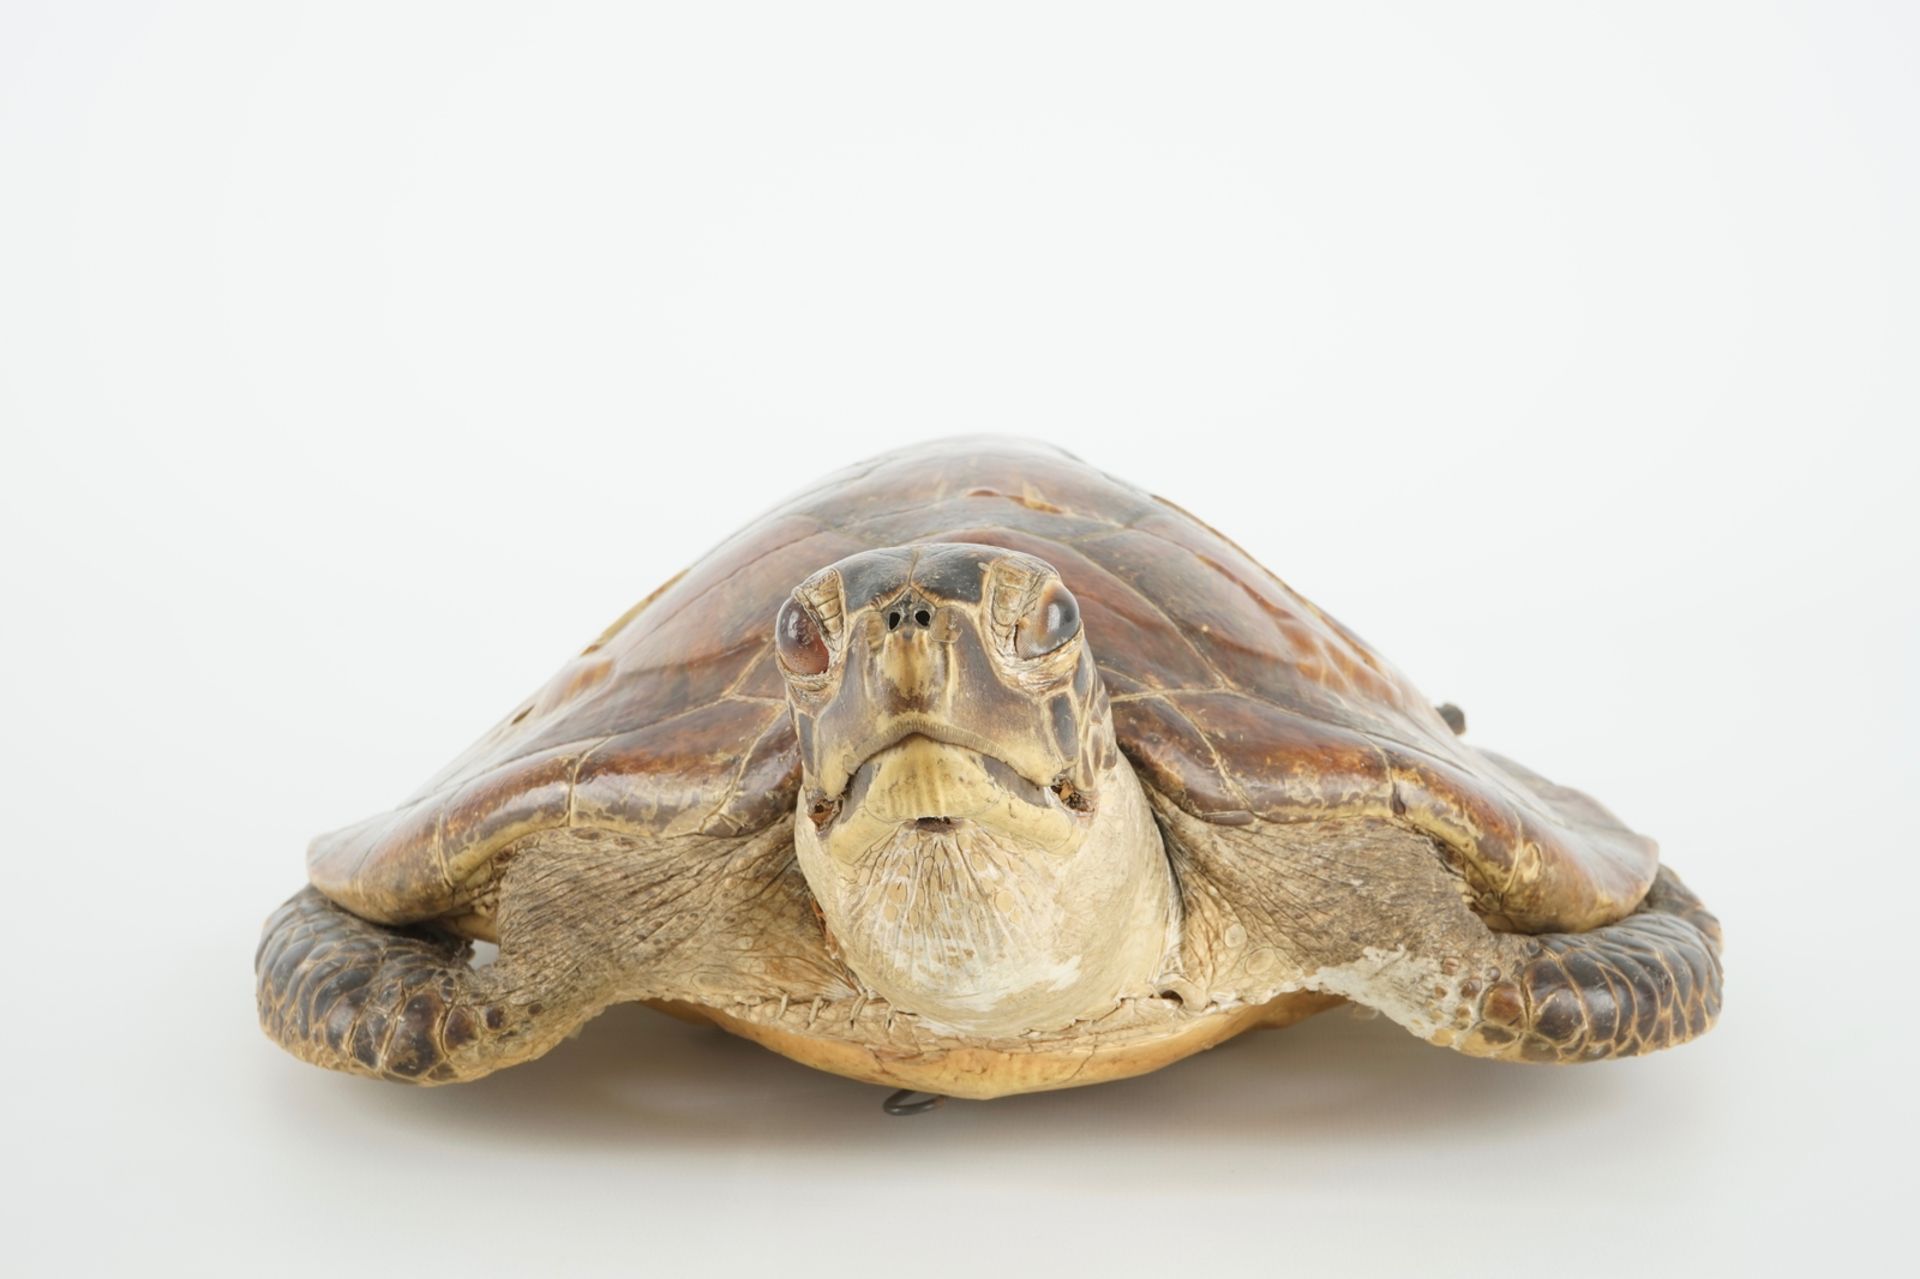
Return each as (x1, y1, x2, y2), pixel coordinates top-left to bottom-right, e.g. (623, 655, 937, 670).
(310, 438, 1655, 932)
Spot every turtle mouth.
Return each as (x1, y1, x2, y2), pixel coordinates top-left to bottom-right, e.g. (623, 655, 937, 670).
(843, 718, 1028, 781)
(840, 733, 1071, 831)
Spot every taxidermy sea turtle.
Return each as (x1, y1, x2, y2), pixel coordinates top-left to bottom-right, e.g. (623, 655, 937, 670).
(258, 439, 1723, 1100)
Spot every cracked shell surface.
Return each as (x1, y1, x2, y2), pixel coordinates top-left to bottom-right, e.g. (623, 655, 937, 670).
(308, 437, 1655, 937)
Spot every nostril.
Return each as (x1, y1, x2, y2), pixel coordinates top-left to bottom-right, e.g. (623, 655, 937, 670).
(887, 610, 902, 631)
(914, 608, 931, 628)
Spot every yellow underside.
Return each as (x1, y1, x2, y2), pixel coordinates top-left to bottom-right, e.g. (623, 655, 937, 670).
(647, 991, 1345, 1099)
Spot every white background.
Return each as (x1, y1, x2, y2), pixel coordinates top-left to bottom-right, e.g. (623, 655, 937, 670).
(3, 3, 1914, 1275)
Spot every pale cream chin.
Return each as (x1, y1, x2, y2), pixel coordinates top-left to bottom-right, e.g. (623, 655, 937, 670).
(793, 760, 1176, 1037)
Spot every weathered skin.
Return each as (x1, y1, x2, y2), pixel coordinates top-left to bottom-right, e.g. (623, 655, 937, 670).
(783, 544, 1177, 1039)
(258, 438, 1722, 1097)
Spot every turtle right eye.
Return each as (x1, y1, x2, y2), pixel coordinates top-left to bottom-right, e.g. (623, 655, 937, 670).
(775, 598, 831, 675)
(1016, 581, 1081, 659)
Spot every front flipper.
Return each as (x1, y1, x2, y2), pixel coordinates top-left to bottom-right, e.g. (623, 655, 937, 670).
(1292, 852, 1722, 1064)
(1157, 804, 1722, 1064)
(1440, 867, 1722, 1062)
(256, 886, 600, 1084)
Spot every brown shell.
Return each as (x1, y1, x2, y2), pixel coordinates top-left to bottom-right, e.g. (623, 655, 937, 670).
(311, 438, 1655, 931)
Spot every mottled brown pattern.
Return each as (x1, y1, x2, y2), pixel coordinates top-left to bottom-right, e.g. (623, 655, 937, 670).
(260, 437, 1722, 1097)
(306, 438, 1654, 933)
(256, 886, 577, 1083)
(1455, 869, 1723, 1061)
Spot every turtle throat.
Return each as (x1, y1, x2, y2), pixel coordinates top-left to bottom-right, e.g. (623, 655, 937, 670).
(792, 743, 1175, 1038)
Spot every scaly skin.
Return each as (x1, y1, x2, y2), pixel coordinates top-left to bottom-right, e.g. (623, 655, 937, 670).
(256, 827, 1722, 1088)
(1453, 868, 1723, 1062)
(258, 440, 1726, 1096)
(256, 886, 591, 1084)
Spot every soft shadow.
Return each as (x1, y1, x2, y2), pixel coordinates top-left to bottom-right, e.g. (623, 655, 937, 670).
(269, 1000, 1649, 1156)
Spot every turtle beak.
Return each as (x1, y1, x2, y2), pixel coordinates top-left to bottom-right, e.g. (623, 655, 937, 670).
(830, 734, 1081, 853)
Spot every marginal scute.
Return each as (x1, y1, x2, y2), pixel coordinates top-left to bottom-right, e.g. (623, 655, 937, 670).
(441, 745, 580, 887)
(710, 713, 803, 836)
(309, 742, 585, 924)
(572, 700, 794, 838)
(1110, 696, 1246, 819)
(1172, 692, 1396, 816)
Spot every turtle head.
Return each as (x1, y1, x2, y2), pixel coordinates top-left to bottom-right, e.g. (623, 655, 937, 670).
(776, 543, 1111, 842)
(773, 543, 1173, 1035)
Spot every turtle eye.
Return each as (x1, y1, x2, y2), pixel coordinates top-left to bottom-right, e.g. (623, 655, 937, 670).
(1016, 582, 1081, 658)
(775, 598, 831, 675)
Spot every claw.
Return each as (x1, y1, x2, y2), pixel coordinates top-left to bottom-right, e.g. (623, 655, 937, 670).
(881, 1089, 945, 1116)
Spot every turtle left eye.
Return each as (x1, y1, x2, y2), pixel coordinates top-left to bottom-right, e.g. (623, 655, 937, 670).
(775, 598, 831, 675)
(1016, 582, 1081, 658)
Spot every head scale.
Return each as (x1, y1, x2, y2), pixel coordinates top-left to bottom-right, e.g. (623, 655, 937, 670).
(773, 543, 1171, 1036)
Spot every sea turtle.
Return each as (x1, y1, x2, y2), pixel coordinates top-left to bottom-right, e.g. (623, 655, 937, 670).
(257, 438, 1722, 1101)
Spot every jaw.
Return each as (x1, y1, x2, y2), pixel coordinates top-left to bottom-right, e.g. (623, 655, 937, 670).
(793, 751, 1176, 1038)
(823, 735, 1079, 859)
